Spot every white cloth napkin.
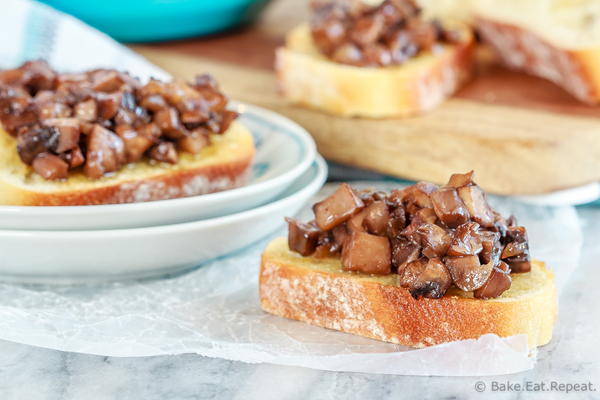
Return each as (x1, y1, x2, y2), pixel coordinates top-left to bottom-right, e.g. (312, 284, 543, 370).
(0, 0, 168, 80)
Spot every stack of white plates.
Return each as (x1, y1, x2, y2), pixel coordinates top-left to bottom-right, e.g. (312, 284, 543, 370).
(0, 104, 326, 283)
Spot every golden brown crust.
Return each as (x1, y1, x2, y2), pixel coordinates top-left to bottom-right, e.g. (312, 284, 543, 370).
(476, 18, 600, 104)
(260, 238, 556, 349)
(10, 155, 252, 206)
(275, 24, 474, 118)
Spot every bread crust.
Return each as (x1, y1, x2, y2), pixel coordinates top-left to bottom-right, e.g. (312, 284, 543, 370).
(476, 18, 600, 104)
(260, 238, 556, 349)
(0, 121, 254, 206)
(275, 24, 474, 118)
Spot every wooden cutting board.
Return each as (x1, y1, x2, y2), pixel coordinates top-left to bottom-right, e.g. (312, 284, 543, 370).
(133, 0, 600, 196)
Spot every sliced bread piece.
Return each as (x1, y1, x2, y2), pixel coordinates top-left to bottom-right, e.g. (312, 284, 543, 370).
(0, 120, 254, 205)
(276, 24, 474, 118)
(260, 237, 556, 349)
(475, 0, 600, 103)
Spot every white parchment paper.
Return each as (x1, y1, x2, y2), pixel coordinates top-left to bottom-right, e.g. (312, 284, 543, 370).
(0, 183, 582, 376)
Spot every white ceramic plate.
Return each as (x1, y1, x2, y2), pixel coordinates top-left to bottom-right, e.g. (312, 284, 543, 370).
(0, 103, 316, 230)
(0, 156, 327, 284)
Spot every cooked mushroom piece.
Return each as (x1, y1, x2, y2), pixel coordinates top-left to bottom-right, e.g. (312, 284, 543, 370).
(447, 222, 483, 257)
(286, 218, 321, 256)
(416, 223, 451, 258)
(91, 70, 124, 92)
(362, 201, 390, 235)
(0, 99, 37, 133)
(215, 110, 237, 134)
(443, 255, 493, 291)
(331, 224, 349, 250)
(502, 226, 530, 255)
(149, 141, 178, 164)
(478, 230, 501, 265)
(63, 146, 85, 168)
(313, 230, 339, 258)
(446, 171, 474, 188)
(401, 207, 437, 241)
(346, 208, 366, 232)
(392, 182, 438, 209)
(501, 241, 529, 259)
(192, 74, 219, 90)
(115, 124, 154, 163)
(84, 124, 126, 179)
(310, 3, 348, 55)
(178, 129, 209, 154)
(74, 99, 98, 122)
(457, 185, 495, 228)
(430, 187, 470, 228)
(140, 94, 168, 112)
(391, 237, 420, 272)
(313, 183, 365, 230)
(37, 102, 72, 120)
(341, 231, 391, 275)
(314, 242, 337, 258)
(16, 125, 57, 164)
(31, 153, 68, 180)
(474, 262, 512, 299)
(154, 107, 187, 139)
(398, 258, 452, 299)
(96, 92, 122, 120)
(507, 261, 531, 273)
(43, 118, 80, 153)
(386, 206, 407, 237)
(20, 60, 57, 93)
(350, 12, 385, 46)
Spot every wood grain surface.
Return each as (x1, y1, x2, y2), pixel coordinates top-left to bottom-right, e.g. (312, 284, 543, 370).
(133, 0, 600, 195)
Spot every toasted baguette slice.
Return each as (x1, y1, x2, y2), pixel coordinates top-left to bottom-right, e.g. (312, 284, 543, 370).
(475, 1, 600, 103)
(275, 24, 474, 118)
(0, 121, 254, 206)
(260, 237, 556, 349)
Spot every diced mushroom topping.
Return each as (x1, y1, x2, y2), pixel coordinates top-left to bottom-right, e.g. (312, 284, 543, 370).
(362, 201, 390, 235)
(313, 183, 365, 230)
(43, 118, 80, 153)
(341, 230, 391, 275)
(416, 223, 451, 258)
(309, 0, 463, 67)
(32, 152, 68, 180)
(501, 226, 532, 272)
(391, 237, 420, 272)
(458, 185, 496, 228)
(286, 171, 532, 299)
(0, 61, 237, 180)
(430, 187, 470, 228)
(149, 141, 178, 164)
(16, 124, 57, 164)
(287, 218, 321, 256)
(399, 258, 452, 299)
(447, 222, 483, 257)
(444, 255, 492, 291)
(474, 262, 512, 299)
(84, 125, 126, 179)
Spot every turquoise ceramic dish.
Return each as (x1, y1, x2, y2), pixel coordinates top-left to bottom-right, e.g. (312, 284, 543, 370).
(38, 0, 272, 42)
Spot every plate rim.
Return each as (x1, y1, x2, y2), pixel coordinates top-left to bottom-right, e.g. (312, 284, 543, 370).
(0, 155, 327, 237)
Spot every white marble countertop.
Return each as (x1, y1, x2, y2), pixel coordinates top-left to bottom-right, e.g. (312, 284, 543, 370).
(1, 208, 598, 400)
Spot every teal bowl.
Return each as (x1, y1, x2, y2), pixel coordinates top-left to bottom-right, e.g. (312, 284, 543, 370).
(38, 0, 273, 42)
